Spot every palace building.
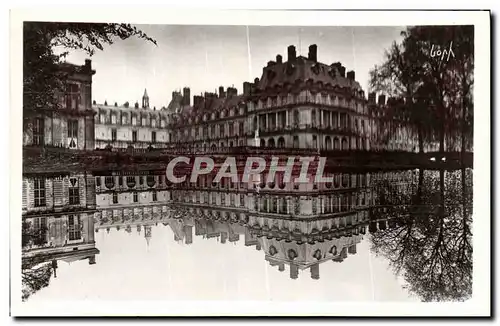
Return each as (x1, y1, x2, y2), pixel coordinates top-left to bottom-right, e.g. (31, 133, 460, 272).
(22, 171, 99, 265)
(93, 89, 173, 149)
(23, 49, 428, 153)
(23, 60, 96, 150)
(166, 44, 372, 151)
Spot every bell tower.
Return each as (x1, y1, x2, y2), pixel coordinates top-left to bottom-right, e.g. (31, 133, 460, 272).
(142, 89, 149, 108)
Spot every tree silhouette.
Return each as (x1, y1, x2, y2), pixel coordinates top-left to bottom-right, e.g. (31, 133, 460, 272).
(370, 26, 474, 154)
(370, 168, 472, 301)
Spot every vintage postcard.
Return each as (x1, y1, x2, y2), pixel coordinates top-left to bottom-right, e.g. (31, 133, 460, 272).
(9, 9, 491, 317)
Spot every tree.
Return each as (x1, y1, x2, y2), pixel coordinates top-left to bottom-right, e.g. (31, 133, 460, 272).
(370, 26, 474, 155)
(369, 34, 430, 153)
(22, 260, 53, 302)
(23, 22, 156, 120)
(370, 168, 473, 301)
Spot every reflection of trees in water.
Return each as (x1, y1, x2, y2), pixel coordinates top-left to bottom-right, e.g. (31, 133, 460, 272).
(21, 220, 54, 301)
(22, 259, 53, 302)
(370, 168, 473, 302)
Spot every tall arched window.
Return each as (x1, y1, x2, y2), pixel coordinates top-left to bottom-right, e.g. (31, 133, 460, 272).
(334, 137, 340, 150)
(341, 138, 348, 151)
(277, 137, 285, 148)
(325, 136, 332, 150)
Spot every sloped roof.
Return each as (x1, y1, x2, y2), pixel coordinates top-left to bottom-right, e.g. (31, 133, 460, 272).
(256, 56, 362, 93)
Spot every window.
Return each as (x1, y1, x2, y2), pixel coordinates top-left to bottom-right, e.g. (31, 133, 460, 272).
(118, 176, 123, 186)
(33, 118, 44, 146)
(68, 215, 81, 241)
(111, 114, 117, 124)
(151, 131, 156, 143)
(132, 116, 137, 126)
(68, 119, 78, 148)
(133, 192, 138, 203)
(220, 124, 225, 137)
(112, 192, 118, 204)
(69, 177, 79, 205)
(95, 177, 101, 187)
(211, 125, 216, 137)
(152, 191, 157, 202)
(32, 217, 47, 244)
(294, 110, 300, 125)
(132, 131, 137, 142)
(66, 84, 79, 110)
(34, 178, 46, 207)
(111, 129, 117, 141)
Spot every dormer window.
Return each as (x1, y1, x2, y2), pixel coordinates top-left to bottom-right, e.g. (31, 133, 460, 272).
(311, 63, 320, 75)
(267, 69, 276, 80)
(328, 68, 337, 78)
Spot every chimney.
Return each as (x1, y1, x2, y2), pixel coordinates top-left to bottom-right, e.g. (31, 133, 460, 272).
(310, 263, 319, 280)
(278, 263, 285, 272)
(89, 255, 96, 265)
(221, 232, 228, 244)
(227, 87, 237, 97)
(378, 94, 386, 106)
(290, 264, 299, 280)
(287, 45, 296, 62)
(347, 70, 355, 80)
(368, 92, 376, 104)
(267, 60, 276, 67)
(254, 77, 259, 84)
(308, 44, 318, 62)
(218, 86, 225, 98)
(276, 54, 283, 63)
(348, 244, 357, 255)
(85, 59, 92, 70)
(256, 243, 262, 251)
(243, 82, 252, 96)
(341, 247, 348, 259)
(193, 95, 203, 108)
(182, 87, 190, 106)
(339, 65, 346, 78)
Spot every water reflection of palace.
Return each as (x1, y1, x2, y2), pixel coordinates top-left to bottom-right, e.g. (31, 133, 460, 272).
(22, 171, 99, 266)
(21, 165, 472, 301)
(92, 168, 418, 280)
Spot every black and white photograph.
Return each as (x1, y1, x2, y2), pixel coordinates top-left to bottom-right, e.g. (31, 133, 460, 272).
(9, 8, 491, 317)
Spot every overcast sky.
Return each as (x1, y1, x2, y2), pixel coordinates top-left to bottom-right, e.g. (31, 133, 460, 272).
(60, 25, 405, 109)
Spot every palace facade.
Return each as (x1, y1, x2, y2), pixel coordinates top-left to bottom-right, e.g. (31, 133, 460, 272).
(23, 60, 96, 150)
(23, 47, 430, 153)
(166, 44, 373, 151)
(93, 89, 174, 149)
(22, 171, 99, 265)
